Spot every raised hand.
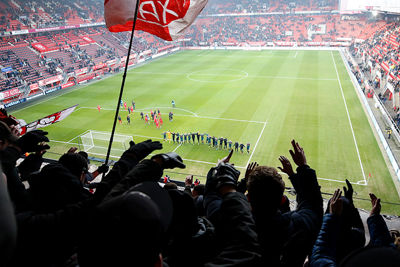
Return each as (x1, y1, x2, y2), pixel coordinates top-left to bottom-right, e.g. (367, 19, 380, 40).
(67, 147, 78, 154)
(236, 162, 257, 193)
(278, 156, 294, 176)
(151, 152, 185, 169)
(217, 149, 233, 166)
(289, 139, 307, 167)
(245, 162, 258, 180)
(17, 130, 50, 153)
(9, 125, 19, 137)
(329, 189, 343, 216)
(343, 179, 354, 203)
(97, 164, 109, 174)
(123, 139, 162, 161)
(185, 175, 193, 187)
(369, 193, 381, 216)
(205, 163, 240, 194)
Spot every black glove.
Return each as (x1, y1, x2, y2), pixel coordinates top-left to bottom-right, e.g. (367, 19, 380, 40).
(17, 130, 50, 153)
(343, 179, 353, 203)
(97, 164, 109, 174)
(122, 139, 162, 161)
(151, 152, 185, 169)
(205, 163, 240, 194)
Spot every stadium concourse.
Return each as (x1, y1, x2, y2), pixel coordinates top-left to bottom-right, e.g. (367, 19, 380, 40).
(1, 0, 400, 266)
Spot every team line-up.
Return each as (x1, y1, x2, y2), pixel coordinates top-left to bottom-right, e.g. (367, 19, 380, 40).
(162, 131, 251, 153)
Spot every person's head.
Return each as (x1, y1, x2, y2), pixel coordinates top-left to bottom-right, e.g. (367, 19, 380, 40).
(58, 153, 88, 182)
(166, 189, 199, 242)
(164, 182, 178, 190)
(77, 151, 90, 164)
(28, 163, 89, 212)
(78, 182, 172, 267)
(247, 166, 285, 215)
(192, 184, 205, 197)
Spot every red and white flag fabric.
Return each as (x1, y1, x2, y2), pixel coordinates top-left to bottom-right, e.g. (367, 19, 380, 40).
(19, 104, 78, 135)
(104, 0, 208, 41)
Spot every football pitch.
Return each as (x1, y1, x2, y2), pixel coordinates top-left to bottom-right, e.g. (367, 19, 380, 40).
(12, 50, 400, 213)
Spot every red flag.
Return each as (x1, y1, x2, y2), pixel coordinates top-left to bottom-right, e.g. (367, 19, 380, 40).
(104, 0, 208, 41)
(18, 104, 78, 135)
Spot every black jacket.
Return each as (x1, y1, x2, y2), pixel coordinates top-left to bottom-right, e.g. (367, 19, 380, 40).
(11, 153, 139, 267)
(254, 165, 323, 266)
(205, 192, 262, 267)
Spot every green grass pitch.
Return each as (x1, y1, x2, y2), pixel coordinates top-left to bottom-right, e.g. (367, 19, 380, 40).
(12, 50, 400, 213)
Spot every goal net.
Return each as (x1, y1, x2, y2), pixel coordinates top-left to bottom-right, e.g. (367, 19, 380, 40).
(79, 130, 133, 159)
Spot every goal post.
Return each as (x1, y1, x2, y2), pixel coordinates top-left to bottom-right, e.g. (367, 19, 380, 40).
(79, 130, 133, 158)
(80, 130, 95, 151)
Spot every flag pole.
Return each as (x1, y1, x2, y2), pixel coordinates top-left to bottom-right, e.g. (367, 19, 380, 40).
(104, 0, 141, 168)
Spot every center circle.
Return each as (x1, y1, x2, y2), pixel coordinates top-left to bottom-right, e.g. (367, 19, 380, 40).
(186, 69, 248, 83)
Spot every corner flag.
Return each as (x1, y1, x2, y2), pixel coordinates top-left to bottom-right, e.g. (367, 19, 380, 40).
(104, 0, 208, 41)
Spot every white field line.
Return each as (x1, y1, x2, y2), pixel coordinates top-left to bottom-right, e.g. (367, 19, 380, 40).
(76, 106, 265, 124)
(172, 143, 182, 152)
(331, 51, 367, 184)
(277, 171, 365, 186)
(130, 71, 336, 81)
(246, 121, 267, 166)
(66, 136, 78, 143)
(293, 51, 298, 58)
(49, 139, 80, 146)
(91, 106, 199, 117)
(127, 134, 163, 140)
(76, 106, 199, 117)
(66, 129, 91, 143)
(85, 151, 121, 159)
(50, 136, 367, 186)
(137, 107, 199, 117)
(14, 72, 332, 114)
(87, 144, 125, 152)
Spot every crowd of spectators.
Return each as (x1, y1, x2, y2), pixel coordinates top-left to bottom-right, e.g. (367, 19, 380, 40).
(0, 0, 340, 34)
(349, 22, 400, 126)
(0, 26, 171, 92)
(359, 23, 400, 78)
(185, 14, 382, 45)
(0, 0, 388, 95)
(0, 0, 104, 33)
(199, 0, 338, 15)
(0, 108, 399, 266)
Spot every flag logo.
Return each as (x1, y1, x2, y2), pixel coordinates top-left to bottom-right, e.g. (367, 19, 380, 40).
(137, 0, 190, 26)
(104, 0, 207, 41)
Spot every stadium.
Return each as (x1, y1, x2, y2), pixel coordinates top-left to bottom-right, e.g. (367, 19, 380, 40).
(1, 0, 400, 266)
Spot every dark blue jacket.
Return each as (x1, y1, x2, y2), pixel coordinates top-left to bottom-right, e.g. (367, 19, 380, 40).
(310, 213, 396, 267)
